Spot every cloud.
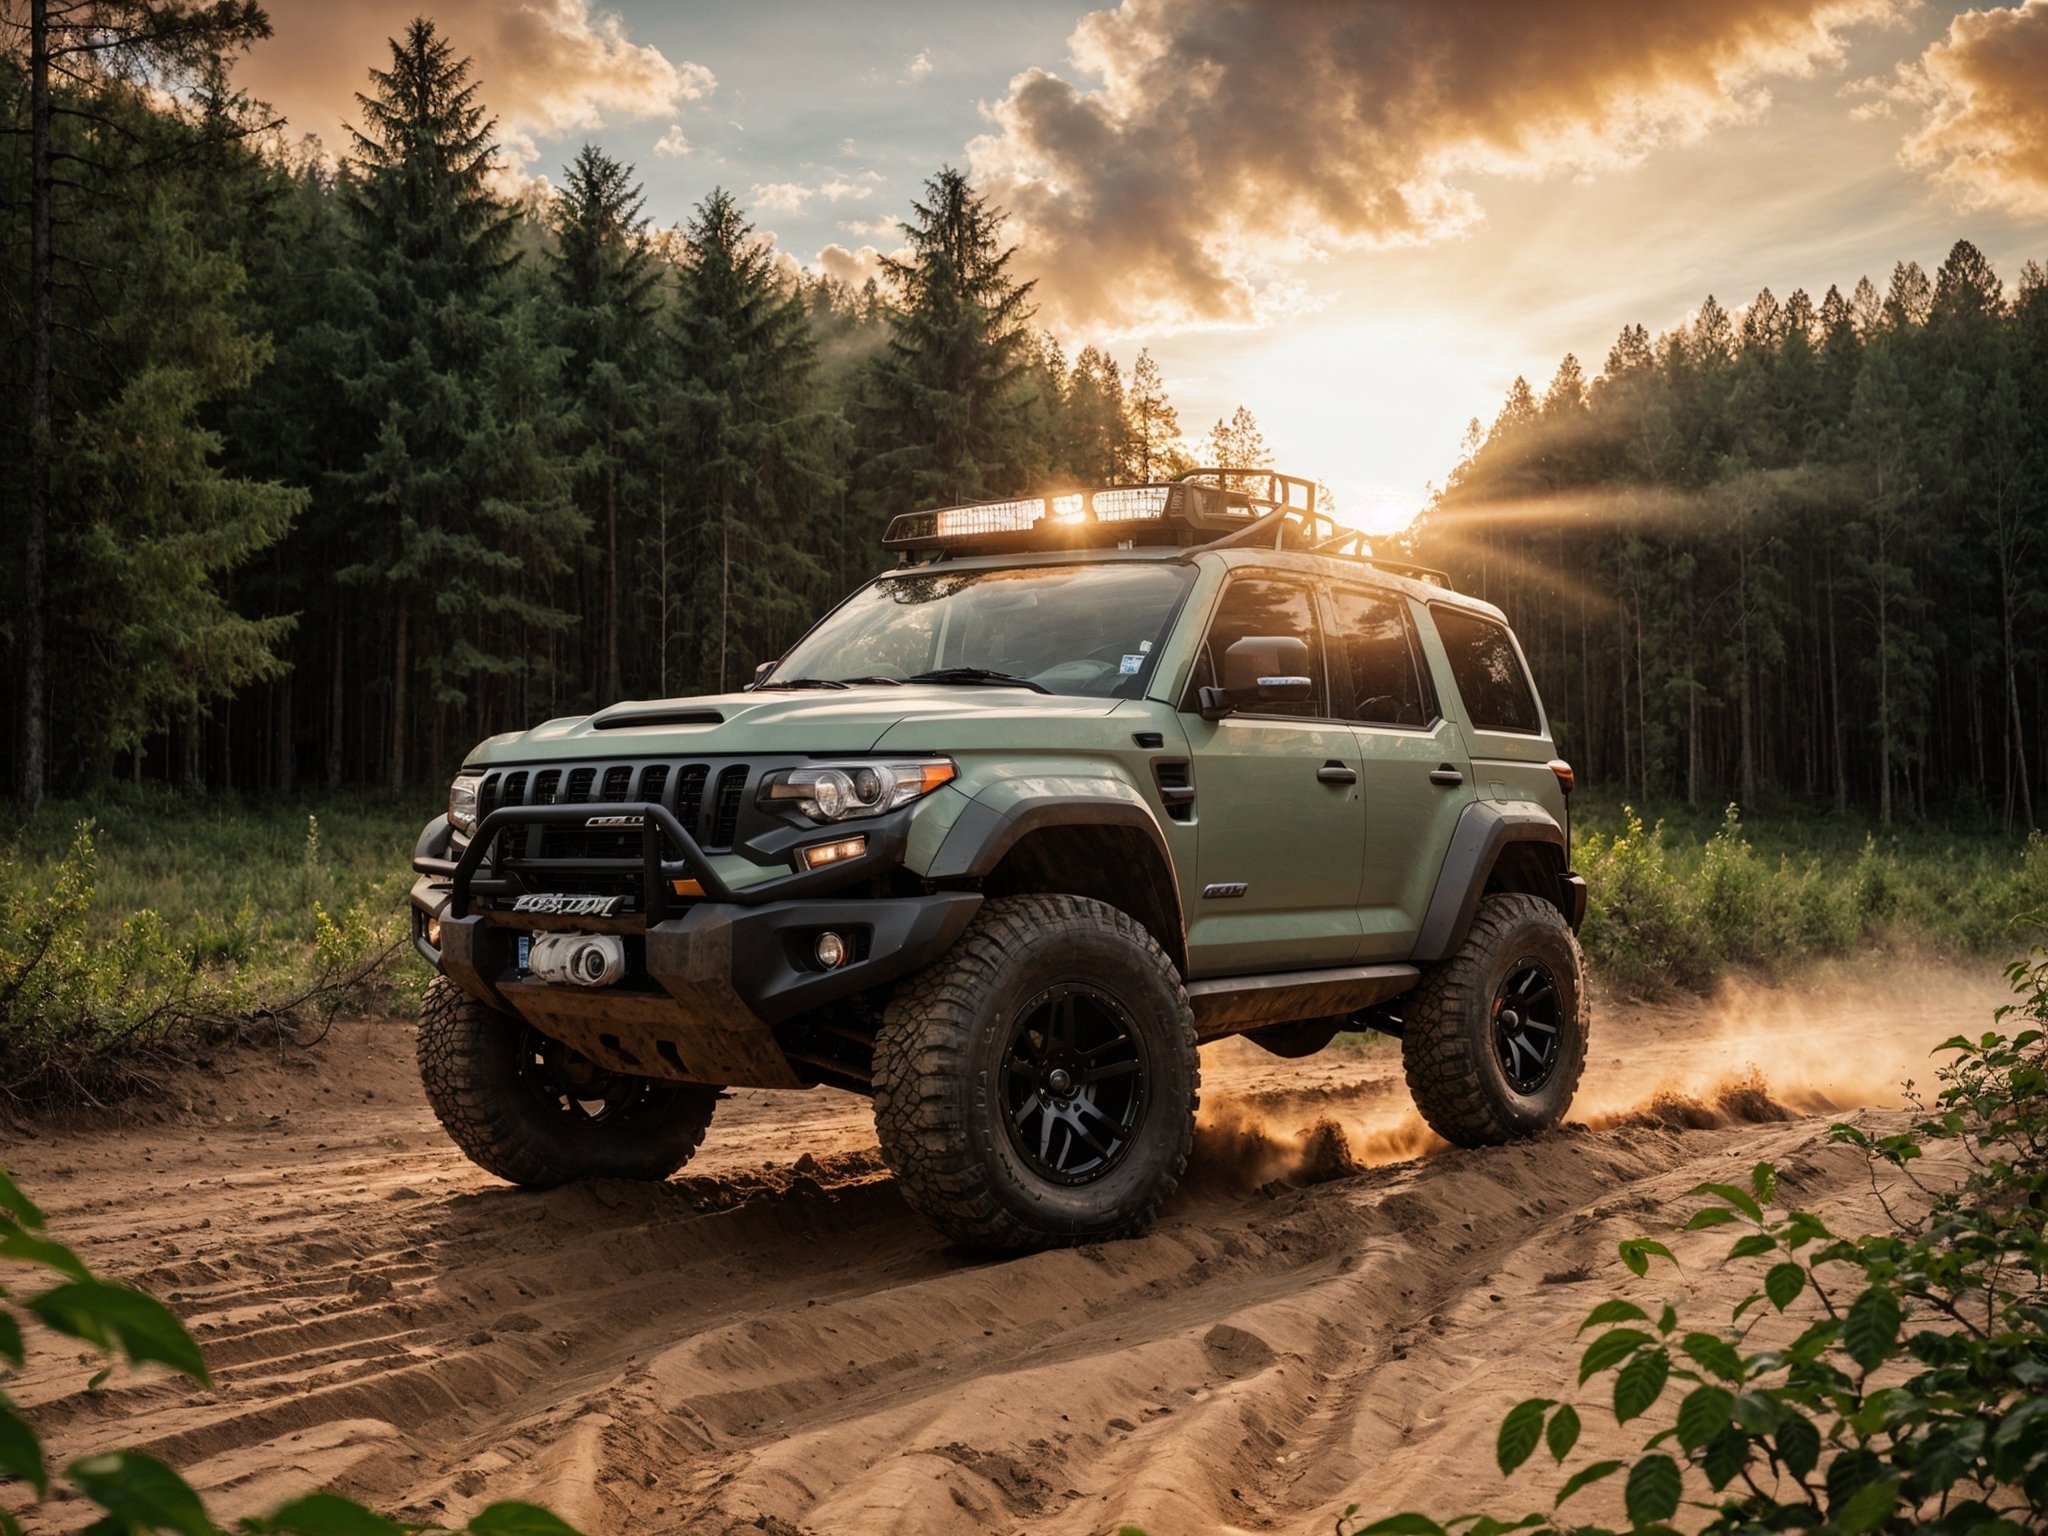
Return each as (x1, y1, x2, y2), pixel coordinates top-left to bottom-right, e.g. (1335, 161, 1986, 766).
(1891, 0, 2048, 217)
(817, 177, 874, 202)
(240, 0, 714, 171)
(816, 243, 900, 288)
(905, 49, 934, 81)
(969, 0, 1906, 331)
(752, 181, 814, 212)
(653, 124, 691, 158)
(840, 215, 900, 237)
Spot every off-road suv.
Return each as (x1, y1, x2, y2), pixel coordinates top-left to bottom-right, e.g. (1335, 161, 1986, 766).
(408, 471, 1589, 1251)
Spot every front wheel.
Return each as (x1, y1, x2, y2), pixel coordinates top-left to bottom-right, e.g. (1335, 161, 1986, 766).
(417, 977, 720, 1188)
(1401, 893, 1589, 1147)
(872, 895, 1200, 1252)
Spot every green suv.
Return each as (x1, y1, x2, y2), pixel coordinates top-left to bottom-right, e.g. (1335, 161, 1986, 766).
(408, 471, 1589, 1251)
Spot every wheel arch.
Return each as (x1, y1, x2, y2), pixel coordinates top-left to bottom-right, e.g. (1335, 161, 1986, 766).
(1412, 800, 1571, 964)
(924, 788, 1188, 976)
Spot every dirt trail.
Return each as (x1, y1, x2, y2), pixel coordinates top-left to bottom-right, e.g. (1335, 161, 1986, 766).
(0, 960, 2009, 1535)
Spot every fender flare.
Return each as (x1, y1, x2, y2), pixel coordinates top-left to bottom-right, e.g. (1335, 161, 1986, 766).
(1412, 800, 1568, 964)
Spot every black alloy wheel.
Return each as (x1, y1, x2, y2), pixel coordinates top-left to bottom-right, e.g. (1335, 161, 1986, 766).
(1491, 959, 1562, 1094)
(998, 982, 1149, 1184)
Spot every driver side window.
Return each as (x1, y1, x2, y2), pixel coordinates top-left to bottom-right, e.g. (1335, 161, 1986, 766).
(1180, 575, 1329, 719)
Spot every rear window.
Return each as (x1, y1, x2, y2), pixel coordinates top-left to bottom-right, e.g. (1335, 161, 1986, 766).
(1430, 607, 1541, 734)
(1328, 587, 1437, 727)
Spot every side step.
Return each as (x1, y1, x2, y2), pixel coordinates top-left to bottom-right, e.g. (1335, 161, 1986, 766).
(1185, 963, 1419, 1041)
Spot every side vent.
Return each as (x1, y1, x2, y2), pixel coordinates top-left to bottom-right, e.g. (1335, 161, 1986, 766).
(1153, 759, 1195, 821)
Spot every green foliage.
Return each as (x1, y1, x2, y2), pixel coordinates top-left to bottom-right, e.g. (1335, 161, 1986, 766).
(0, 800, 412, 1097)
(1572, 801, 2048, 994)
(1350, 948, 2048, 1536)
(0, 1166, 581, 1533)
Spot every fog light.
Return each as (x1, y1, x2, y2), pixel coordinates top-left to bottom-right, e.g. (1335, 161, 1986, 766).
(800, 835, 867, 871)
(815, 931, 848, 969)
(426, 917, 443, 947)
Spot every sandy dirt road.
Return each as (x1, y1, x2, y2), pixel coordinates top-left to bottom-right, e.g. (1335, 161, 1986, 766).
(0, 961, 2010, 1535)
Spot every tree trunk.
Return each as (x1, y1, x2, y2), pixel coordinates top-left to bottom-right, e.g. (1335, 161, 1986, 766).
(603, 456, 621, 702)
(1826, 547, 1846, 814)
(17, 0, 53, 821)
(327, 619, 346, 789)
(389, 599, 409, 792)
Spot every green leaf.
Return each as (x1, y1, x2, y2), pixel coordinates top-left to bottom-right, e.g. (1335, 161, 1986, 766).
(1764, 1263, 1806, 1311)
(1497, 1398, 1550, 1475)
(1613, 1347, 1670, 1424)
(1578, 1299, 1650, 1334)
(1353, 1518, 1448, 1536)
(1835, 1476, 1899, 1535)
(0, 1229, 90, 1283)
(1749, 1162, 1776, 1203)
(65, 1451, 213, 1536)
(1775, 1411, 1821, 1480)
(1685, 1207, 1738, 1230)
(28, 1281, 208, 1384)
(1675, 1385, 1734, 1453)
(1727, 1233, 1775, 1259)
(466, 1505, 585, 1536)
(1655, 1305, 1676, 1336)
(1624, 1454, 1681, 1525)
(1679, 1332, 1743, 1382)
(1554, 1459, 1625, 1508)
(257, 1494, 405, 1535)
(1578, 1328, 1651, 1384)
(0, 1313, 22, 1367)
(0, 1399, 46, 1495)
(1841, 1287, 1901, 1373)
(1618, 1239, 1676, 1276)
(1701, 1426, 1751, 1490)
(1546, 1403, 1580, 1463)
(0, 1172, 45, 1231)
(1693, 1182, 1763, 1222)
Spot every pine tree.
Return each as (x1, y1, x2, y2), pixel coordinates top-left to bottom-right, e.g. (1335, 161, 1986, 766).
(1207, 404, 1271, 468)
(1126, 348, 1186, 481)
(337, 19, 570, 786)
(668, 189, 837, 693)
(549, 143, 662, 702)
(855, 167, 1038, 523)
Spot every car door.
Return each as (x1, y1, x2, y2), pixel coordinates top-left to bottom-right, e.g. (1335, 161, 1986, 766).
(1179, 570, 1365, 976)
(1324, 582, 1476, 961)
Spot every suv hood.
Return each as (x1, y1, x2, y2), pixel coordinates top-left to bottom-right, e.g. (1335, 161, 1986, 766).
(463, 685, 1126, 765)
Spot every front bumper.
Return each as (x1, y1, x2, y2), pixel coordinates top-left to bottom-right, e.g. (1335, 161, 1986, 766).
(409, 807, 979, 1088)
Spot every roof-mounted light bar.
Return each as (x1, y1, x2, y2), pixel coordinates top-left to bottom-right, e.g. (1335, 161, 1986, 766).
(881, 483, 1195, 551)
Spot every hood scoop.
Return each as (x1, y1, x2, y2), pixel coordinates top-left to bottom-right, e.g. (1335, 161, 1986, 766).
(590, 707, 725, 731)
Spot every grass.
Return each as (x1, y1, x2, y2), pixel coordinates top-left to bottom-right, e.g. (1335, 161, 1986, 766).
(1570, 795, 2048, 995)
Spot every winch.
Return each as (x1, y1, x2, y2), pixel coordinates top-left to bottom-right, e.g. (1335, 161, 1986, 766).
(527, 932, 626, 987)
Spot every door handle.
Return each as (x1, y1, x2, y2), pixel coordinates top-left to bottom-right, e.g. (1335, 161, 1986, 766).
(1317, 761, 1358, 785)
(1429, 764, 1464, 787)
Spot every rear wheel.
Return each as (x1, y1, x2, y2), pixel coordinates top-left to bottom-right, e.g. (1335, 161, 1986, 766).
(1401, 893, 1588, 1147)
(872, 895, 1199, 1252)
(418, 977, 719, 1188)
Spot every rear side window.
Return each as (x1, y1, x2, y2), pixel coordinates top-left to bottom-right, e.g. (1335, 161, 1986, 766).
(1430, 607, 1541, 734)
(1182, 575, 1329, 719)
(1328, 588, 1438, 727)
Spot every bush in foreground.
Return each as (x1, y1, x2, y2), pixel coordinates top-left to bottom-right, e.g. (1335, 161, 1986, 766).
(1340, 941, 2048, 1536)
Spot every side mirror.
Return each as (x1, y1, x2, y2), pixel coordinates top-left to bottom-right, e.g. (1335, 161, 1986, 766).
(747, 659, 780, 691)
(1199, 635, 1313, 720)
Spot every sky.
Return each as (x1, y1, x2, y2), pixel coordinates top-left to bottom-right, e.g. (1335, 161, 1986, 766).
(237, 0, 2048, 532)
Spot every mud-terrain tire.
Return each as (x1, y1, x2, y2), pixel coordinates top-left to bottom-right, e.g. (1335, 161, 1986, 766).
(1402, 893, 1588, 1147)
(872, 894, 1200, 1252)
(417, 977, 719, 1188)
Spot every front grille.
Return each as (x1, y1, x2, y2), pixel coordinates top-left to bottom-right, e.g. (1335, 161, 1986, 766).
(470, 755, 773, 904)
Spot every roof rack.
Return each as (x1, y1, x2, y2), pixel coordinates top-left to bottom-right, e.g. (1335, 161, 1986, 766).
(878, 468, 1456, 588)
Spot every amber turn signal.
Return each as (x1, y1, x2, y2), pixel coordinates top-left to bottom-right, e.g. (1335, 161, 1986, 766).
(669, 878, 705, 897)
(1547, 759, 1575, 794)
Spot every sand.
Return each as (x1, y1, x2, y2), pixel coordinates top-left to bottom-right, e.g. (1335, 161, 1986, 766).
(0, 957, 2010, 1535)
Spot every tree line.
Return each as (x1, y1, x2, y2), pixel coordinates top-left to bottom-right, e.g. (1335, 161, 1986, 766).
(1406, 240, 2048, 830)
(0, 5, 1248, 812)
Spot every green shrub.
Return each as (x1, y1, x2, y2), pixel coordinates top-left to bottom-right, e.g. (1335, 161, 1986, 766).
(1346, 944, 2048, 1536)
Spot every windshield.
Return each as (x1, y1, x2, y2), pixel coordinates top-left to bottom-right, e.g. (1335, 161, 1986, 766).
(769, 562, 1195, 699)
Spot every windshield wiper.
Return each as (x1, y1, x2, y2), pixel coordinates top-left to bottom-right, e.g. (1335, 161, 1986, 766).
(756, 677, 849, 691)
(836, 675, 904, 686)
(902, 667, 1051, 695)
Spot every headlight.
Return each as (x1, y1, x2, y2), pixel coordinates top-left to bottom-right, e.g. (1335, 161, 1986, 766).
(448, 773, 483, 833)
(759, 759, 956, 822)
